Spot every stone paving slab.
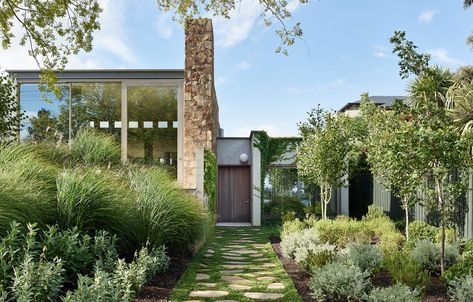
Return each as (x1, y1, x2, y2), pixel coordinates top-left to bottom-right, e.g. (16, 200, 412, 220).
(189, 290, 229, 298)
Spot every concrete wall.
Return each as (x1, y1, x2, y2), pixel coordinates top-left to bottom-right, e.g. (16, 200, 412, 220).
(251, 133, 261, 226)
(217, 138, 251, 166)
(183, 18, 220, 190)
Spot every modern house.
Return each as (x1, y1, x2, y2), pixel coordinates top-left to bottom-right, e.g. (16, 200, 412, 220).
(8, 19, 262, 227)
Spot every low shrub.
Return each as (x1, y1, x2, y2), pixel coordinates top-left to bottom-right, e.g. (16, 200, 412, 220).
(383, 250, 431, 291)
(263, 195, 306, 222)
(281, 219, 306, 239)
(408, 240, 459, 273)
(365, 283, 421, 302)
(280, 227, 335, 270)
(463, 239, 473, 254)
(129, 167, 207, 251)
(343, 242, 383, 274)
(11, 253, 64, 302)
(315, 216, 371, 248)
(448, 276, 473, 302)
(363, 205, 386, 220)
(64, 245, 169, 301)
(70, 129, 121, 166)
(409, 221, 438, 243)
(442, 247, 473, 284)
(378, 231, 405, 253)
(309, 261, 371, 302)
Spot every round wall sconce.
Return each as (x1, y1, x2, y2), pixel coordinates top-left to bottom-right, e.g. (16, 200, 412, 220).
(239, 153, 249, 163)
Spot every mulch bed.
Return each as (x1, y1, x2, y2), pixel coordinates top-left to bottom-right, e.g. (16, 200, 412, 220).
(272, 239, 450, 302)
(272, 241, 314, 302)
(134, 253, 191, 302)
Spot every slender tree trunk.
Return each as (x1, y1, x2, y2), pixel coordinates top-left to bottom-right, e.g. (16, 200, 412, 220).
(435, 177, 446, 275)
(404, 196, 409, 241)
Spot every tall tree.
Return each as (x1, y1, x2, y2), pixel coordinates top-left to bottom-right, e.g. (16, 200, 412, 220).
(298, 107, 349, 219)
(389, 31, 430, 79)
(0, 0, 102, 89)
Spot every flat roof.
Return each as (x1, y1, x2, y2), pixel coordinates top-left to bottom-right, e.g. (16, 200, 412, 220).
(7, 69, 184, 82)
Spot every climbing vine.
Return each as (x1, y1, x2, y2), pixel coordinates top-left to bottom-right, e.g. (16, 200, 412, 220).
(252, 131, 300, 195)
(204, 149, 217, 217)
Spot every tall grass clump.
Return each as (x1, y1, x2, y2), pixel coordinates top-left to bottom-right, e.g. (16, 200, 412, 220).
(129, 167, 207, 251)
(56, 168, 138, 248)
(70, 129, 120, 166)
(0, 144, 57, 234)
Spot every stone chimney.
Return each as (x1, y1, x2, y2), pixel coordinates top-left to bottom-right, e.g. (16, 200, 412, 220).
(183, 18, 220, 190)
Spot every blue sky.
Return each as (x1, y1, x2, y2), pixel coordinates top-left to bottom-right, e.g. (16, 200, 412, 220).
(1, 0, 472, 136)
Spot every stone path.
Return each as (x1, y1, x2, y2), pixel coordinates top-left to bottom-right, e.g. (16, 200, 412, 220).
(169, 227, 302, 302)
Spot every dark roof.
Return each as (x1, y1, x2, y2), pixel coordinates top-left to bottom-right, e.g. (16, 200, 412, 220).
(340, 95, 406, 112)
(7, 69, 184, 83)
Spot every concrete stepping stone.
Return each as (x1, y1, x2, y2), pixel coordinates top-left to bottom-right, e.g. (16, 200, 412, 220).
(253, 244, 267, 249)
(207, 249, 215, 253)
(183, 300, 201, 302)
(196, 273, 210, 281)
(244, 292, 284, 300)
(220, 269, 243, 274)
(189, 290, 228, 298)
(249, 253, 264, 258)
(222, 275, 250, 284)
(200, 263, 208, 267)
(216, 300, 239, 302)
(262, 263, 276, 268)
(227, 244, 246, 248)
(222, 255, 247, 260)
(256, 276, 276, 281)
(199, 283, 217, 288)
(222, 264, 247, 269)
(267, 283, 285, 290)
(255, 271, 274, 275)
(233, 249, 258, 255)
(229, 284, 251, 290)
(224, 261, 251, 265)
(204, 253, 213, 258)
(254, 258, 271, 261)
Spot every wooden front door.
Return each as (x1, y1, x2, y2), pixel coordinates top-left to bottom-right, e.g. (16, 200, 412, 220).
(217, 166, 251, 222)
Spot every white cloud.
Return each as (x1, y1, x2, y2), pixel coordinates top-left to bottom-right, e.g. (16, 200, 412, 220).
(93, 0, 137, 64)
(418, 9, 439, 24)
(373, 45, 389, 58)
(213, 0, 262, 48)
(235, 61, 252, 71)
(232, 124, 295, 137)
(156, 13, 173, 40)
(428, 48, 462, 66)
(287, 0, 301, 13)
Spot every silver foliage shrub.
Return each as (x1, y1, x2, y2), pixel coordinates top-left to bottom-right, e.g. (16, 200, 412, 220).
(281, 227, 335, 269)
(448, 276, 473, 302)
(342, 242, 383, 274)
(310, 261, 371, 302)
(408, 240, 459, 273)
(366, 283, 421, 302)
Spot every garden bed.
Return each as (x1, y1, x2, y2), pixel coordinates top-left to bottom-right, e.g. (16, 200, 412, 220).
(134, 253, 192, 302)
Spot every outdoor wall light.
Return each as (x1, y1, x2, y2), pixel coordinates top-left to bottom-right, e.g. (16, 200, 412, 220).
(240, 153, 249, 163)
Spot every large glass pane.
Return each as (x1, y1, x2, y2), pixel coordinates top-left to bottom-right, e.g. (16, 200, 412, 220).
(127, 86, 178, 170)
(71, 83, 121, 141)
(19, 84, 69, 143)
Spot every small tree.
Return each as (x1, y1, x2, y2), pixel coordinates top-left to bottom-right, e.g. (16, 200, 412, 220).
(408, 67, 473, 275)
(298, 107, 349, 219)
(360, 94, 427, 240)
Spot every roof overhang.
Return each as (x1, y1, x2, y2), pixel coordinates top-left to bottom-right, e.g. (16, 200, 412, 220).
(7, 69, 184, 83)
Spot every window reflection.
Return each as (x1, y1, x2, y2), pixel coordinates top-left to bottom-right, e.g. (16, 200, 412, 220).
(19, 84, 69, 143)
(127, 87, 178, 169)
(71, 83, 121, 141)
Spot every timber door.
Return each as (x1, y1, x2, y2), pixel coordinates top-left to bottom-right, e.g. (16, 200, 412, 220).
(217, 166, 251, 222)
